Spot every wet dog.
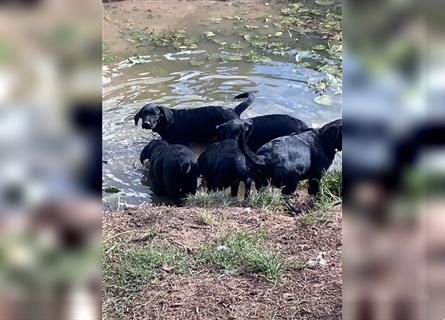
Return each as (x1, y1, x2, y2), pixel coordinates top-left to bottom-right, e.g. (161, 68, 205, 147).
(198, 119, 264, 199)
(134, 92, 255, 145)
(256, 119, 342, 196)
(140, 139, 198, 205)
(246, 114, 309, 152)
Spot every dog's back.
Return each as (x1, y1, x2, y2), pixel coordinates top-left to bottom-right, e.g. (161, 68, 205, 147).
(143, 141, 198, 204)
(248, 114, 309, 151)
(198, 139, 241, 188)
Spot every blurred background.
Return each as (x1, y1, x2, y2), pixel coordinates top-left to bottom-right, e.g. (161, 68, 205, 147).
(343, 0, 445, 319)
(0, 0, 101, 319)
(0, 0, 444, 319)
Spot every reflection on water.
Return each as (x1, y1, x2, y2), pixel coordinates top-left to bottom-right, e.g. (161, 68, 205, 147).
(102, 49, 341, 209)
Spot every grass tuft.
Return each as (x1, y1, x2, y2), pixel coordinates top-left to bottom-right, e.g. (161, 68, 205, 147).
(245, 247, 284, 281)
(186, 190, 237, 207)
(299, 211, 330, 224)
(103, 240, 190, 292)
(103, 239, 191, 318)
(245, 186, 287, 211)
(196, 209, 218, 226)
(197, 229, 283, 281)
(313, 169, 342, 212)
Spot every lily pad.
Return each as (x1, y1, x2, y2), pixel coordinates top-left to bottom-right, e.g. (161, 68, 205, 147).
(247, 52, 272, 63)
(229, 42, 243, 50)
(189, 58, 206, 67)
(202, 31, 216, 38)
(128, 55, 150, 64)
(299, 62, 312, 67)
(312, 44, 326, 51)
(314, 95, 333, 106)
(251, 40, 267, 48)
(210, 38, 227, 46)
(209, 17, 222, 24)
(315, 0, 334, 6)
(222, 54, 243, 62)
(270, 41, 284, 48)
(243, 34, 253, 42)
(207, 53, 221, 61)
(104, 187, 120, 193)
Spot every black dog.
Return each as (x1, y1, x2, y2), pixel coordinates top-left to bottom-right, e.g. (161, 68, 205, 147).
(198, 119, 264, 199)
(256, 119, 342, 195)
(246, 114, 309, 152)
(140, 139, 198, 205)
(134, 92, 255, 145)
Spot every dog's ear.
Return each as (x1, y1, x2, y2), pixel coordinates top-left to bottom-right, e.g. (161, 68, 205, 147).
(160, 107, 174, 124)
(134, 110, 141, 126)
(320, 119, 342, 151)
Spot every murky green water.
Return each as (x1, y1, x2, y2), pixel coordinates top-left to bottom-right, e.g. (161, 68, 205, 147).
(102, 2, 342, 209)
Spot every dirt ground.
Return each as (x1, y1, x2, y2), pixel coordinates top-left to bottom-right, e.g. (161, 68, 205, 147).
(103, 204, 342, 319)
(103, 0, 273, 54)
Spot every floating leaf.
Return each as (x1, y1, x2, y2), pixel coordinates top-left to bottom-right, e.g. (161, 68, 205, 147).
(251, 40, 267, 48)
(189, 58, 205, 67)
(243, 34, 252, 42)
(274, 31, 283, 37)
(222, 54, 243, 62)
(128, 55, 150, 64)
(210, 38, 227, 46)
(299, 62, 312, 67)
(209, 17, 222, 24)
(270, 41, 283, 48)
(104, 187, 120, 193)
(315, 0, 334, 5)
(247, 52, 272, 63)
(202, 31, 216, 38)
(281, 8, 293, 15)
(312, 44, 326, 51)
(207, 53, 221, 61)
(314, 95, 333, 106)
(229, 42, 243, 50)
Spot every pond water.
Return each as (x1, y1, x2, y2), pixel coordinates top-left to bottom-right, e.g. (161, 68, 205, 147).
(102, 3, 342, 210)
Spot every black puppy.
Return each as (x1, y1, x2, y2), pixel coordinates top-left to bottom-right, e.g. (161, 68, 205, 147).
(140, 139, 198, 205)
(246, 114, 309, 152)
(134, 92, 255, 145)
(256, 119, 342, 195)
(198, 119, 264, 199)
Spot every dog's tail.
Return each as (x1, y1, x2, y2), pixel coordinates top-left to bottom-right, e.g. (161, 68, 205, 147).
(233, 92, 255, 115)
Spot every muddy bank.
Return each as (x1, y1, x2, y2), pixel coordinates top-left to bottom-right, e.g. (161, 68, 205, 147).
(103, 0, 273, 55)
(103, 204, 342, 319)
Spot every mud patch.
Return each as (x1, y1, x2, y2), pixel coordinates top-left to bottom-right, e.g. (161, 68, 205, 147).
(103, 204, 342, 319)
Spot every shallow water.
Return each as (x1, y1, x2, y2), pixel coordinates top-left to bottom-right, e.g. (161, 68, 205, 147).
(103, 3, 342, 209)
(103, 51, 340, 208)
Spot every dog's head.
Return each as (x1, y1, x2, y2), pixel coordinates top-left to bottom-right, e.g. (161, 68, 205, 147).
(140, 139, 169, 165)
(320, 119, 342, 152)
(134, 104, 174, 130)
(215, 119, 253, 140)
